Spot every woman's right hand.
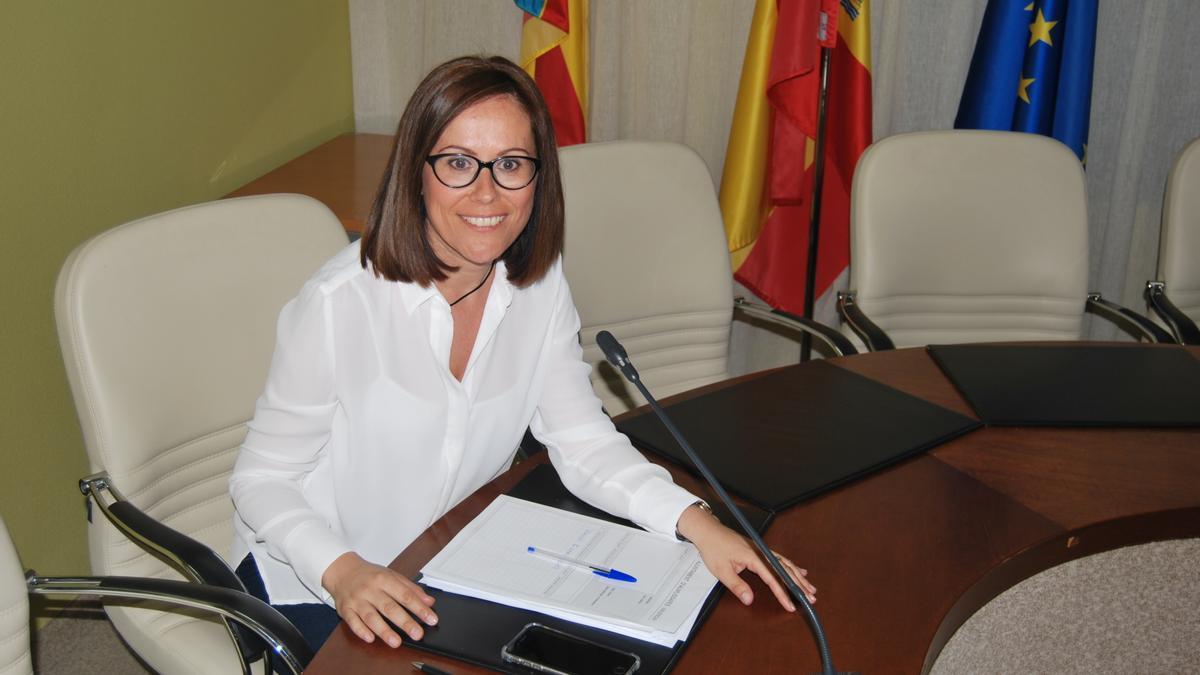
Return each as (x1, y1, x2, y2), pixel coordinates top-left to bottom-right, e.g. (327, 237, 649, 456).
(322, 551, 438, 647)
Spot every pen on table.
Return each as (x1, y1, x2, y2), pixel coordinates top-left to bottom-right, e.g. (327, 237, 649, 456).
(526, 546, 637, 582)
(412, 661, 453, 675)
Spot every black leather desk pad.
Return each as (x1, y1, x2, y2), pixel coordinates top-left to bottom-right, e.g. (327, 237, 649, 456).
(927, 344, 1200, 426)
(617, 360, 981, 512)
(410, 463, 771, 674)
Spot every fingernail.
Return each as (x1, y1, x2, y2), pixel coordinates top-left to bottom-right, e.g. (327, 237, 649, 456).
(787, 601, 796, 612)
(387, 636, 400, 648)
(740, 592, 752, 604)
(426, 614, 438, 625)
(410, 629, 423, 641)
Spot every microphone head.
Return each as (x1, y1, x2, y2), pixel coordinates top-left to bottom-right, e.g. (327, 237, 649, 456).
(595, 330, 627, 368)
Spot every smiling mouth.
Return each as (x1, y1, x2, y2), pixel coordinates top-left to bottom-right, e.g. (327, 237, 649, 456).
(462, 215, 505, 227)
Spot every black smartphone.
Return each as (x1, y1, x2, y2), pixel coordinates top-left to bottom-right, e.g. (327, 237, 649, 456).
(500, 623, 640, 675)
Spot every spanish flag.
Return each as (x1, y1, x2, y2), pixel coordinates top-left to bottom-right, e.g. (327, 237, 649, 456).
(721, 0, 872, 317)
(516, 0, 588, 147)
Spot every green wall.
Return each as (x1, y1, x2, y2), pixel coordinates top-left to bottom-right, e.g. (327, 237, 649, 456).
(0, 2, 354, 582)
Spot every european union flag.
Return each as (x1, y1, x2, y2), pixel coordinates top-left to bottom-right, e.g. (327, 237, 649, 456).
(955, 0, 1098, 161)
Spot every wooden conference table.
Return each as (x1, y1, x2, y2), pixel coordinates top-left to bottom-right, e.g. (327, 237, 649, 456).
(303, 346, 1200, 675)
(232, 135, 1199, 672)
(228, 133, 393, 233)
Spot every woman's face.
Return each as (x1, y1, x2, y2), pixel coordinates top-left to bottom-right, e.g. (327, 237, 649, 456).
(422, 95, 537, 274)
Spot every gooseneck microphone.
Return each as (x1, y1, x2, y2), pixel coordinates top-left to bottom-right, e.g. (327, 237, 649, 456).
(596, 330, 839, 675)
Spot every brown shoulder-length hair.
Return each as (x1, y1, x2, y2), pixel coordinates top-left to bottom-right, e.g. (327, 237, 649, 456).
(360, 55, 564, 287)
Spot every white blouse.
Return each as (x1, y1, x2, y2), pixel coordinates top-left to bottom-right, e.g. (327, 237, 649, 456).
(230, 243, 698, 605)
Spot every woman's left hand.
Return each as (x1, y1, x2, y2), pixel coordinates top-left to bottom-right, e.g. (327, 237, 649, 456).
(675, 504, 816, 612)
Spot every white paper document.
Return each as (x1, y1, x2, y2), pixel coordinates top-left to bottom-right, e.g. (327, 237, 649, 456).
(419, 495, 718, 646)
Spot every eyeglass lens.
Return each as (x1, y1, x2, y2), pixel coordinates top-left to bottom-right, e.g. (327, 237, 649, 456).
(431, 155, 538, 189)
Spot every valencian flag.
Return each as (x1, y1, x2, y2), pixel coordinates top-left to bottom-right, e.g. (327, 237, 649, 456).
(721, 0, 872, 317)
(955, 0, 1098, 160)
(515, 0, 588, 146)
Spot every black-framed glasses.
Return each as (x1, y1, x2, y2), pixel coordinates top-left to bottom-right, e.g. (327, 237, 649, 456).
(425, 153, 541, 190)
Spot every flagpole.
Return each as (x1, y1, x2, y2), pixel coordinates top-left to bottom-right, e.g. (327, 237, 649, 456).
(801, 45, 833, 362)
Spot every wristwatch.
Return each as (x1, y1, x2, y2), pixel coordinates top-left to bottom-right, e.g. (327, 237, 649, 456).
(675, 500, 715, 542)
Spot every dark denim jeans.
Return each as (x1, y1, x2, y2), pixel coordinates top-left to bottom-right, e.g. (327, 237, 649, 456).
(235, 554, 341, 653)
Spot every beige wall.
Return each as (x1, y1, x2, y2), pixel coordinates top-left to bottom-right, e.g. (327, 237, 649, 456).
(0, 2, 353, 580)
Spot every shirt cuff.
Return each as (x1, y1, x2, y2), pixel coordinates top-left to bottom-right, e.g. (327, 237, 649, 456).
(628, 475, 703, 538)
(281, 519, 351, 605)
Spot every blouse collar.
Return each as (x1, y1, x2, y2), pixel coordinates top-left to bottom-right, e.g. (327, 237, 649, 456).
(395, 259, 513, 314)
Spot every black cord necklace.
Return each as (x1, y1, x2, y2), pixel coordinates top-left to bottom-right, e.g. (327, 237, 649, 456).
(447, 262, 495, 307)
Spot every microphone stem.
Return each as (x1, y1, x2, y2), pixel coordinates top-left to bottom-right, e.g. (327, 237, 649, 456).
(631, 378, 836, 675)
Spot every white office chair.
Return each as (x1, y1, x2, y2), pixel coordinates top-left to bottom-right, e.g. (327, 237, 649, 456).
(0, 512, 312, 675)
(1145, 137, 1200, 345)
(837, 130, 1169, 350)
(557, 141, 852, 415)
(0, 516, 32, 675)
(54, 194, 348, 674)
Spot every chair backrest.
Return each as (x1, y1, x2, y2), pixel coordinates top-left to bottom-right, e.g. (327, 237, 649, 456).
(559, 141, 734, 415)
(1159, 137, 1200, 321)
(849, 130, 1089, 347)
(0, 516, 33, 675)
(54, 194, 347, 674)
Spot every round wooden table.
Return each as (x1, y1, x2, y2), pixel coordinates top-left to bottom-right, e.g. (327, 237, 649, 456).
(305, 346, 1200, 674)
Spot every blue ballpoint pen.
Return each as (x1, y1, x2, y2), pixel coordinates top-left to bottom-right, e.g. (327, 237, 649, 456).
(526, 546, 638, 583)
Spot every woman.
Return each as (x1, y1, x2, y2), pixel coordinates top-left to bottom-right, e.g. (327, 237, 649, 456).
(230, 55, 815, 652)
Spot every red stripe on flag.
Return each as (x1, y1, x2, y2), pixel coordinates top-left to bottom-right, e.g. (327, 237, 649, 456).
(735, 36, 871, 315)
(765, 0, 822, 206)
(767, 0, 822, 139)
(539, 0, 570, 33)
(824, 42, 872, 192)
(734, 203, 808, 314)
(534, 45, 586, 147)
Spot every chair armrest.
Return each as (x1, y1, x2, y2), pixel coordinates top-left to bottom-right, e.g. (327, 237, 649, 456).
(79, 473, 268, 667)
(80, 473, 243, 591)
(1085, 293, 1175, 343)
(27, 573, 313, 675)
(1145, 282, 1200, 345)
(836, 292, 895, 352)
(733, 297, 858, 357)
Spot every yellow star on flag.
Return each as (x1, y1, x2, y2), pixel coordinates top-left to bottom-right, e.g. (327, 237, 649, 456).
(1028, 9, 1058, 47)
(1017, 77, 1035, 103)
